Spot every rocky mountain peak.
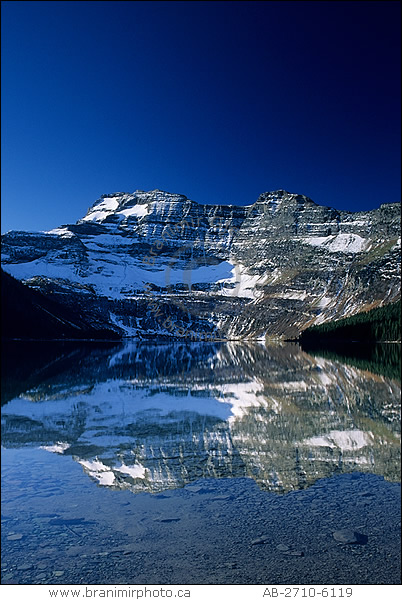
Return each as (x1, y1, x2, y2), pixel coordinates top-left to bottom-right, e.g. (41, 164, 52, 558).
(81, 189, 191, 224)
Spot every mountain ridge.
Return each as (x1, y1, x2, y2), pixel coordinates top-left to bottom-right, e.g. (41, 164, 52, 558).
(83, 188, 399, 215)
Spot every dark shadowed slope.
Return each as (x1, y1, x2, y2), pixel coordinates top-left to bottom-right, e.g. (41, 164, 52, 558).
(1, 270, 121, 341)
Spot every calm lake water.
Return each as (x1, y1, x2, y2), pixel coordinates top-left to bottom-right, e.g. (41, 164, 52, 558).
(1, 341, 401, 585)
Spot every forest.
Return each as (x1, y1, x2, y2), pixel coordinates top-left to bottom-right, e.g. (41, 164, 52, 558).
(299, 299, 401, 343)
(299, 300, 401, 379)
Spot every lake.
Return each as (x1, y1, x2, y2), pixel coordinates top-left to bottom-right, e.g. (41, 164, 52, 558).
(1, 340, 401, 585)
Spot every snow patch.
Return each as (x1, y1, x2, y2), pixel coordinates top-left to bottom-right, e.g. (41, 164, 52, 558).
(271, 291, 308, 301)
(82, 197, 120, 222)
(318, 296, 332, 308)
(116, 205, 149, 219)
(303, 233, 369, 253)
(281, 381, 308, 391)
(45, 228, 74, 238)
(217, 262, 264, 299)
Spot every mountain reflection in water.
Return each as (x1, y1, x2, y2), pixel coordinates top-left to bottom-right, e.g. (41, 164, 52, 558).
(1, 341, 400, 494)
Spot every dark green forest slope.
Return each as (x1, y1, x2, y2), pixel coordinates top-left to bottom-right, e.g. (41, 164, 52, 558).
(1, 270, 120, 340)
(300, 300, 401, 343)
(299, 300, 401, 379)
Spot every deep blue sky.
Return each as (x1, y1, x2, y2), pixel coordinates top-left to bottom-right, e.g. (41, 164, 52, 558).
(1, 1, 401, 232)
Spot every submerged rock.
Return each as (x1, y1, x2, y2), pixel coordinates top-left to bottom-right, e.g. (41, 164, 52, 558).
(333, 529, 368, 544)
(251, 535, 270, 545)
(7, 533, 23, 541)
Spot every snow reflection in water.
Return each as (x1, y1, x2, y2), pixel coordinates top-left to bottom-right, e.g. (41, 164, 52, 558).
(2, 341, 400, 493)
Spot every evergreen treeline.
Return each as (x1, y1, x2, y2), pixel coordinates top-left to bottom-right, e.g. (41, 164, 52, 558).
(300, 300, 401, 343)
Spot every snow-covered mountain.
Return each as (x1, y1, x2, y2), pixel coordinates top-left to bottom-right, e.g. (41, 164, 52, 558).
(1, 189, 400, 338)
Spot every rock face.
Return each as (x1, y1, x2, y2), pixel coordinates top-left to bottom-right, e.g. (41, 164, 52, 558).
(1, 189, 400, 339)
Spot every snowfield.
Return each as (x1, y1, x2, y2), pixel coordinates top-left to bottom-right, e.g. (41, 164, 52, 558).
(302, 233, 370, 253)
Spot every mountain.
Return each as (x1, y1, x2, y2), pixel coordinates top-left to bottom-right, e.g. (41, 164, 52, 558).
(1, 189, 400, 339)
